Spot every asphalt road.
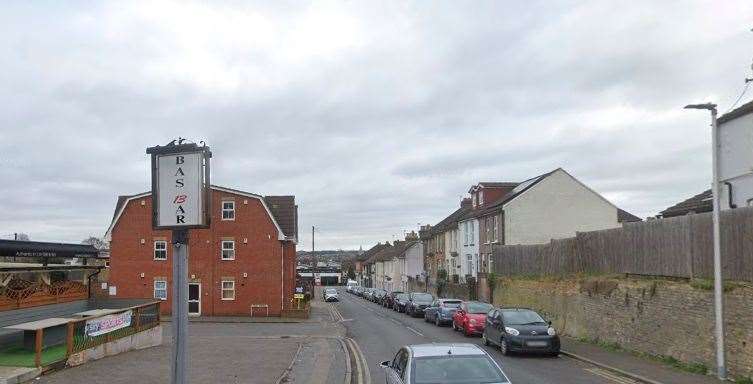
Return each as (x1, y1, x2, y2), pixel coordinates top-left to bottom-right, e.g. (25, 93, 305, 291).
(333, 288, 637, 384)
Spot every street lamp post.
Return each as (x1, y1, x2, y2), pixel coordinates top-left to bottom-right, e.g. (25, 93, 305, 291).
(684, 103, 726, 380)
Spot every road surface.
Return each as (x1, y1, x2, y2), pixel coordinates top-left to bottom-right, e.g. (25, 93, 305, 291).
(332, 287, 638, 384)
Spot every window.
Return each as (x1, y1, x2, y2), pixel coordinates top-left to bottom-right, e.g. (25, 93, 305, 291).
(479, 191, 484, 205)
(221, 240, 235, 260)
(492, 215, 499, 242)
(154, 280, 167, 300)
(154, 240, 167, 260)
(221, 280, 235, 300)
(222, 201, 235, 220)
(467, 254, 473, 276)
(463, 222, 469, 245)
(470, 221, 474, 245)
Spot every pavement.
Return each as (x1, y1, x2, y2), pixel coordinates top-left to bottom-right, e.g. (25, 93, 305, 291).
(560, 338, 719, 384)
(30, 297, 348, 384)
(334, 287, 722, 384)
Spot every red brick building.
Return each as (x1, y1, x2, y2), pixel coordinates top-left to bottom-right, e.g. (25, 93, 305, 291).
(104, 186, 297, 316)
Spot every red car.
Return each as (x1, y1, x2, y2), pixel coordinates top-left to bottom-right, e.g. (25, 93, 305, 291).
(452, 301, 494, 337)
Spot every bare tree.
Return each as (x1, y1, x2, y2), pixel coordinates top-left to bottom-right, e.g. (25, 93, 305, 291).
(82, 236, 107, 250)
(15, 233, 30, 241)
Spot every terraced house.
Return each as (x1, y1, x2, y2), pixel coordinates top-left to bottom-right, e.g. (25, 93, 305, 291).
(105, 186, 298, 316)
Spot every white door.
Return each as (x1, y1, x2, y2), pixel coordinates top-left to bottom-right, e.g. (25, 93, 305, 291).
(188, 283, 201, 316)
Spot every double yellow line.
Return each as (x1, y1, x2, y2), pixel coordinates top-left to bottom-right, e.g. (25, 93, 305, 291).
(344, 337, 371, 384)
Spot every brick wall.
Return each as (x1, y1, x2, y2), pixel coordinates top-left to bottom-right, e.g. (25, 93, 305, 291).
(109, 190, 296, 316)
(493, 276, 753, 378)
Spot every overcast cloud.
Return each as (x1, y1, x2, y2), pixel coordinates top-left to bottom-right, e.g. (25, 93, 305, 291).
(1, 1, 751, 249)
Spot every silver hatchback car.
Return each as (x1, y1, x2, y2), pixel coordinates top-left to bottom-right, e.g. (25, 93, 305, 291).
(380, 343, 511, 384)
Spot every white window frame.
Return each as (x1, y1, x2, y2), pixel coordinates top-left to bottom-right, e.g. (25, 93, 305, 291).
(467, 254, 473, 276)
(479, 191, 484, 205)
(221, 240, 235, 260)
(154, 280, 167, 300)
(154, 240, 167, 260)
(492, 215, 499, 243)
(221, 280, 235, 300)
(221, 201, 235, 221)
(470, 222, 474, 245)
(464, 222, 469, 246)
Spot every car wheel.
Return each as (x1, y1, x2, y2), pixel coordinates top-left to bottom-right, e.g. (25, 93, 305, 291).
(549, 351, 560, 357)
(482, 333, 490, 346)
(500, 338, 510, 356)
(463, 326, 471, 337)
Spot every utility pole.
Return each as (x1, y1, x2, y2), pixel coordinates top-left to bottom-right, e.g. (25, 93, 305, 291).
(685, 103, 726, 380)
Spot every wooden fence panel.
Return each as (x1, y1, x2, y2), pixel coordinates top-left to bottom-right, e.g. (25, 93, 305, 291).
(491, 206, 753, 282)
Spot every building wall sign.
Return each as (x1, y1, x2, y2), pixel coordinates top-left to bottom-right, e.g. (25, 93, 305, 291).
(147, 140, 212, 230)
(85, 310, 132, 337)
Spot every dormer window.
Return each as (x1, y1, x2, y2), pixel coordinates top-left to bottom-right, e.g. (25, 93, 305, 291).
(472, 194, 477, 207)
(479, 191, 484, 206)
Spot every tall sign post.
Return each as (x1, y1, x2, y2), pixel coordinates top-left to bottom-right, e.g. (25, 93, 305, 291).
(147, 139, 211, 384)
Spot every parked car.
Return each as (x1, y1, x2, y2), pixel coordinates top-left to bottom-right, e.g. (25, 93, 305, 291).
(393, 293, 411, 313)
(363, 288, 374, 300)
(483, 307, 560, 356)
(372, 288, 387, 303)
(379, 343, 511, 384)
(383, 291, 404, 309)
(452, 301, 494, 337)
(405, 292, 434, 317)
(346, 280, 358, 293)
(322, 288, 339, 302)
(424, 298, 462, 326)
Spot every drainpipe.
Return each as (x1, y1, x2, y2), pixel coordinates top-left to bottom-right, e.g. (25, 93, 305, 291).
(723, 182, 737, 209)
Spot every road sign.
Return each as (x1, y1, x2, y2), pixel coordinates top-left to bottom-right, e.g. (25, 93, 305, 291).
(147, 139, 212, 230)
(146, 138, 211, 384)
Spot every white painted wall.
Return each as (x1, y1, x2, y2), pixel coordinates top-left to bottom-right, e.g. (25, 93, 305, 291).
(383, 259, 394, 291)
(404, 242, 424, 281)
(391, 257, 404, 291)
(504, 169, 620, 245)
(719, 112, 753, 209)
(457, 218, 479, 280)
(375, 261, 384, 289)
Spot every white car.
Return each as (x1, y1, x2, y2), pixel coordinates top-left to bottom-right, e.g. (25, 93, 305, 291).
(380, 343, 510, 384)
(323, 288, 339, 302)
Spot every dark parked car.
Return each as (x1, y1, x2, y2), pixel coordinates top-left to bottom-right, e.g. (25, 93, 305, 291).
(383, 291, 404, 309)
(452, 301, 494, 337)
(405, 292, 434, 317)
(393, 293, 410, 313)
(372, 288, 387, 303)
(483, 307, 561, 356)
(424, 298, 462, 326)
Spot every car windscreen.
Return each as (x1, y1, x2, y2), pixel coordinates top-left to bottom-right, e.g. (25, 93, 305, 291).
(501, 310, 546, 325)
(411, 355, 508, 384)
(397, 293, 410, 300)
(441, 300, 462, 308)
(325, 289, 337, 294)
(411, 293, 433, 302)
(467, 302, 494, 314)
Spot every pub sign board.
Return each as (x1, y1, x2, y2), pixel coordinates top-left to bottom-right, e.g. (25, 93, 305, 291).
(146, 140, 212, 230)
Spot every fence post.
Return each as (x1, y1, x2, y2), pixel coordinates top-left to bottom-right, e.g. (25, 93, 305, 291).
(66, 322, 74, 357)
(134, 306, 141, 332)
(34, 328, 43, 367)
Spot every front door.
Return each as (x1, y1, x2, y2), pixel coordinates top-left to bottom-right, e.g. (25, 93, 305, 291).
(188, 283, 201, 316)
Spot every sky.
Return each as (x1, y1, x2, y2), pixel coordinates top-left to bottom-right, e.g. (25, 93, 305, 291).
(1, 1, 752, 250)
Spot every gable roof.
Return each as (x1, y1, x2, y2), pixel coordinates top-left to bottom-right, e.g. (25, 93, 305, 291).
(429, 204, 471, 236)
(718, 99, 753, 124)
(104, 186, 296, 242)
(618, 208, 642, 223)
(477, 169, 559, 216)
(356, 242, 390, 262)
(660, 189, 712, 218)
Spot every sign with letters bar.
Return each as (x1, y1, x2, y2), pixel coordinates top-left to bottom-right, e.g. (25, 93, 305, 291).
(147, 140, 212, 230)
